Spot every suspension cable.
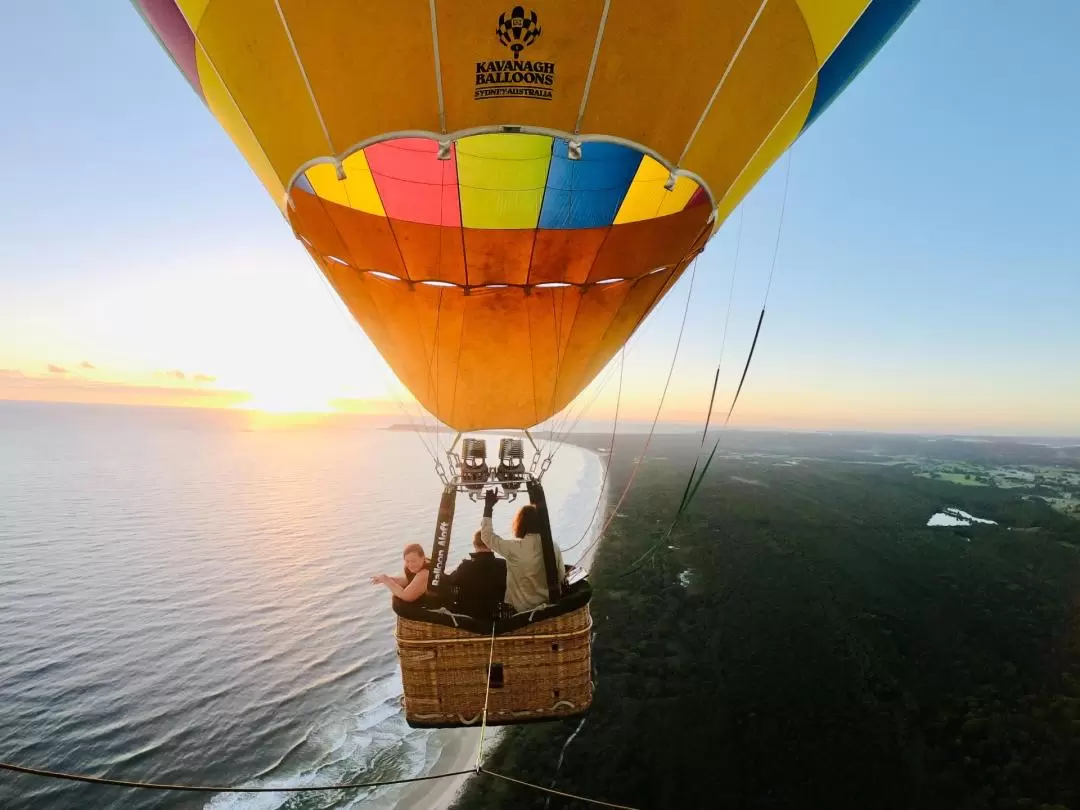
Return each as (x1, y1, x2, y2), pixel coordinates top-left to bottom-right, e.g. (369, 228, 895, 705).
(698, 203, 745, 445)
(480, 768, 639, 809)
(307, 255, 443, 466)
(0, 760, 473, 794)
(674, 204, 746, 517)
(564, 347, 624, 553)
(574, 259, 699, 565)
(680, 150, 794, 508)
(614, 151, 795, 577)
(470, 623, 639, 808)
(539, 280, 668, 455)
(474, 624, 499, 772)
(2, 621, 636, 808)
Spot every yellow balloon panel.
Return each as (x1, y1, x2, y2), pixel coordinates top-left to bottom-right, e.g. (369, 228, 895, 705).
(194, 0, 329, 190)
(456, 134, 552, 229)
(195, 45, 285, 207)
(277, 0, 441, 153)
(579, 0, 769, 162)
(615, 156, 699, 225)
(794, 0, 872, 61)
(306, 154, 385, 216)
(176, 0, 210, 30)
(680, 0, 819, 204)
(712, 83, 817, 231)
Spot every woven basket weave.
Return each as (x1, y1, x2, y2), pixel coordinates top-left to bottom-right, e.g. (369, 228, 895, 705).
(396, 605, 593, 728)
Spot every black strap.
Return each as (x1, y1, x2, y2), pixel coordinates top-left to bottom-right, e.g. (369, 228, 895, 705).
(427, 485, 456, 597)
(526, 480, 561, 604)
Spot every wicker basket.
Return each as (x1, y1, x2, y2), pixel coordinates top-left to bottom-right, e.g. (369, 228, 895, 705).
(396, 604, 593, 728)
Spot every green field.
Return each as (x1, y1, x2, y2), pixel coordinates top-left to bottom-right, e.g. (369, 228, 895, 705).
(453, 432, 1080, 810)
(919, 471, 990, 486)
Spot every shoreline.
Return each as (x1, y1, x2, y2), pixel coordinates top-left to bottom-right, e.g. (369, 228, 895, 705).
(394, 445, 609, 809)
(563, 444, 610, 571)
(395, 727, 488, 810)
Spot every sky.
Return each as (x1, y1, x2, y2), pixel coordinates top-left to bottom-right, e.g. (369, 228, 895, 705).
(1, 1, 1077, 435)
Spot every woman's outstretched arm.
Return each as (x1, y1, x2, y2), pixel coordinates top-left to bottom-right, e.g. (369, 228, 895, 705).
(375, 568, 429, 602)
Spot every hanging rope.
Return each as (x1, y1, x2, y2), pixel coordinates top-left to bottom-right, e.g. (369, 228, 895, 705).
(307, 254, 443, 466)
(5, 619, 635, 808)
(479, 768, 640, 809)
(536, 337, 625, 471)
(468, 617, 640, 808)
(540, 276, 670, 457)
(614, 151, 795, 578)
(575, 259, 699, 566)
(0, 760, 473, 794)
(564, 347, 624, 553)
(474, 624, 499, 772)
(677, 150, 794, 512)
(698, 203, 745, 444)
(673, 204, 746, 517)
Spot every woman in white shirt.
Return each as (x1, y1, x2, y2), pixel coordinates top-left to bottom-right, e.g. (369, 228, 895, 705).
(479, 490, 565, 612)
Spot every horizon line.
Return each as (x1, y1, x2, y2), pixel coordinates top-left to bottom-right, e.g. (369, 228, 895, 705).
(3, 397, 1078, 443)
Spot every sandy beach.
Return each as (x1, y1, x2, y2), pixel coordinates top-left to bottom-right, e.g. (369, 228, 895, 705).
(395, 726, 499, 810)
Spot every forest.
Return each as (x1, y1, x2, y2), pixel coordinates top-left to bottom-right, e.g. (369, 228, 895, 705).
(453, 432, 1080, 809)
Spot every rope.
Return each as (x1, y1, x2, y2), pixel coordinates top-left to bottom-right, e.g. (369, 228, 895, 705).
(0, 761, 473, 794)
(575, 259, 699, 566)
(5, 589, 630, 809)
(465, 619, 638, 807)
(474, 624, 499, 772)
(544, 286, 571, 460)
(538, 274, 668, 455)
(673, 204, 746, 516)
(700, 203, 745, 444)
(535, 341, 623, 469)
(680, 150, 794, 507)
(615, 152, 795, 577)
(480, 768, 640, 809)
(564, 347, 624, 553)
(762, 150, 792, 306)
(307, 252, 443, 465)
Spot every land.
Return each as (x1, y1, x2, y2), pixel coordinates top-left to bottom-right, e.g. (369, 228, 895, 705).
(450, 431, 1080, 810)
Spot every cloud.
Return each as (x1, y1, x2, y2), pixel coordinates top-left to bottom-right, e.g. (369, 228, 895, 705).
(48, 364, 68, 374)
(193, 373, 216, 383)
(166, 370, 186, 380)
(80, 361, 96, 370)
(0, 373, 250, 410)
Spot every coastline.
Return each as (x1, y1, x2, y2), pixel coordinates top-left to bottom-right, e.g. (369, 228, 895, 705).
(395, 728, 487, 810)
(569, 444, 612, 573)
(394, 445, 609, 809)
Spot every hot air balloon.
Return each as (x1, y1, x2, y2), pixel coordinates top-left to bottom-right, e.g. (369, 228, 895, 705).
(135, 0, 920, 728)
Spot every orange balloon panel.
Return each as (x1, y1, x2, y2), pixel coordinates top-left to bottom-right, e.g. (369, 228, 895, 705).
(315, 252, 691, 432)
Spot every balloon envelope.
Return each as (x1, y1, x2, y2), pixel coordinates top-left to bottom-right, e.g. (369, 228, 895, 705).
(136, 0, 919, 431)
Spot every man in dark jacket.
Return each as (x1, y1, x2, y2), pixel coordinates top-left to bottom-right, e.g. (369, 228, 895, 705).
(445, 530, 508, 621)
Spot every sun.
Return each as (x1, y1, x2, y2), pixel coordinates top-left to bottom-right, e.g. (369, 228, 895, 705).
(241, 383, 338, 414)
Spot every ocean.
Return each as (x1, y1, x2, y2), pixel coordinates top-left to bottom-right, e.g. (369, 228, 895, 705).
(0, 402, 604, 809)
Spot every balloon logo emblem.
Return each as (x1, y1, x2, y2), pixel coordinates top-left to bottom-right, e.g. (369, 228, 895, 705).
(496, 6, 541, 59)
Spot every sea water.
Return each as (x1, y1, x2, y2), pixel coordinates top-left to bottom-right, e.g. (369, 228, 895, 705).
(0, 402, 603, 809)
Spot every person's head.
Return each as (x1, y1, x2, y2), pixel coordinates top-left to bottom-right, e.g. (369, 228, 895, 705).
(402, 543, 428, 574)
(473, 530, 489, 552)
(512, 504, 543, 538)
